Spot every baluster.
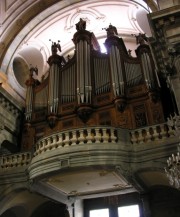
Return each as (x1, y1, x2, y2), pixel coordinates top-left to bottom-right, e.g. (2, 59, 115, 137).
(16, 155, 19, 166)
(4, 157, 8, 168)
(33, 145, 37, 156)
(39, 140, 43, 153)
(1, 157, 5, 168)
(36, 139, 41, 154)
(41, 139, 46, 152)
(25, 153, 29, 164)
(7, 157, 10, 168)
(26, 153, 31, 163)
(78, 129, 85, 144)
(102, 128, 109, 143)
(3, 157, 7, 168)
(71, 130, 77, 146)
(34, 144, 37, 156)
(110, 128, 117, 143)
(86, 128, 93, 143)
(142, 129, 147, 143)
(12, 156, 17, 167)
(21, 154, 24, 166)
(42, 139, 46, 152)
(48, 137, 53, 151)
(160, 124, 167, 139)
(57, 133, 63, 148)
(161, 125, 167, 139)
(130, 131, 137, 143)
(4, 157, 7, 168)
(51, 135, 57, 150)
(9, 156, 12, 167)
(145, 128, 152, 142)
(167, 125, 175, 137)
(156, 125, 162, 139)
(94, 128, 101, 143)
(25, 154, 28, 164)
(21, 154, 25, 165)
(152, 126, 159, 140)
(64, 132, 70, 147)
(11, 156, 14, 167)
(17, 154, 22, 166)
(138, 130, 144, 144)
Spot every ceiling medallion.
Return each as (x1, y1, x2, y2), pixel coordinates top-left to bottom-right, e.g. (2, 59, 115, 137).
(64, 7, 106, 33)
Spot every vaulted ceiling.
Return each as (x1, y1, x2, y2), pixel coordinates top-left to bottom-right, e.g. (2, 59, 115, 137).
(0, 0, 158, 99)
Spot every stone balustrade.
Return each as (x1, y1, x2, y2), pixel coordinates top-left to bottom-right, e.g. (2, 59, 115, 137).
(130, 123, 174, 144)
(0, 124, 174, 170)
(0, 93, 20, 117)
(34, 126, 117, 156)
(0, 152, 31, 169)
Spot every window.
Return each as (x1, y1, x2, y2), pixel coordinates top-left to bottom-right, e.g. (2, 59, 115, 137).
(118, 204, 140, 217)
(90, 208, 109, 217)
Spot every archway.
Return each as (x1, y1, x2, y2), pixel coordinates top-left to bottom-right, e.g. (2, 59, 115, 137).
(30, 201, 68, 217)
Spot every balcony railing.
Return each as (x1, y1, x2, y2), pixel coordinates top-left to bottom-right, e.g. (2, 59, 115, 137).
(0, 123, 176, 170)
(130, 123, 174, 144)
(0, 152, 31, 169)
(34, 126, 117, 156)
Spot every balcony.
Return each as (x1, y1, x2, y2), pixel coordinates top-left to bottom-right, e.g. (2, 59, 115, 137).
(0, 123, 178, 201)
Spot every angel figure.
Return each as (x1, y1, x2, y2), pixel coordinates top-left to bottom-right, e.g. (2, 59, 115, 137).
(132, 33, 148, 45)
(50, 40, 61, 55)
(25, 65, 40, 86)
(75, 18, 86, 31)
(103, 24, 118, 38)
(29, 65, 38, 77)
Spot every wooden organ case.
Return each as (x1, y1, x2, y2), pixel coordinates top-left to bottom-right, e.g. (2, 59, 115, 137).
(21, 23, 164, 151)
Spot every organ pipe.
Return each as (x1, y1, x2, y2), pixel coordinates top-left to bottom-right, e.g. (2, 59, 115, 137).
(25, 66, 38, 123)
(124, 62, 142, 87)
(47, 41, 66, 117)
(48, 64, 60, 114)
(141, 52, 155, 89)
(109, 45, 124, 97)
(76, 39, 92, 104)
(61, 64, 76, 103)
(25, 86, 33, 122)
(47, 41, 66, 127)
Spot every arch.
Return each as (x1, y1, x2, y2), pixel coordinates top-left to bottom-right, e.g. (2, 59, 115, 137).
(1, 209, 17, 217)
(1, 205, 27, 217)
(134, 167, 170, 189)
(0, 140, 19, 155)
(174, 55, 180, 75)
(147, 186, 180, 217)
(30, 201, 67, 217)
(0, 0, 158, 72)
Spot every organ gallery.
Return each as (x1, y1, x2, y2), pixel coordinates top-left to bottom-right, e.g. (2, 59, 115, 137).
(22, 20, 164, 151)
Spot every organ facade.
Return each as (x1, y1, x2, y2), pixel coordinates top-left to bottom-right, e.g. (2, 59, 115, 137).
(22, 21, 164, 151)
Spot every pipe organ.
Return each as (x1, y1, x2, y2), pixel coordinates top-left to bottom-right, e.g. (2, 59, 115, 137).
(22, 22, 165, 151)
